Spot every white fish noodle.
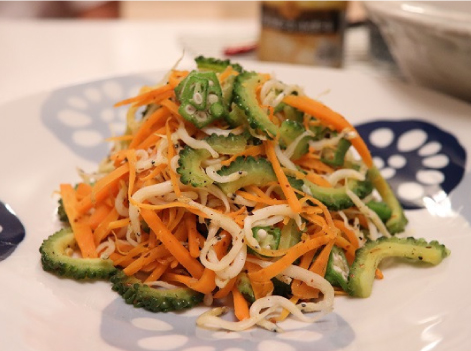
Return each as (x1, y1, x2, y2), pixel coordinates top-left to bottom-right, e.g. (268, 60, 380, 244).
(232, 193, 257, 207)
(176, 122, 219, 158)
(346, 189, 391, 238)
(183, 199, 245, 273)
(196, 306, 280, 332)
(201, 125, 245, 136)
(96, 237, 115, 259)
(170, 154, 180, 173)
(128, 181, 174, 234)
(274, 143, 297, 171)
(327, 169, 365, 187)
(308, 132, 346, 151)
(215, 244, 247, 281)
(244, 204, 302, 248)
(284, 129, 315, 159)
(205, 165, 247, 183)
(115, 185, 129, 217)
(248, 257, 335, 313)
(206, 184, 231, 213)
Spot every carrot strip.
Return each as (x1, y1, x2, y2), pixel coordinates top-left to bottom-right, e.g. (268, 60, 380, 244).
(129, 107, 170, 149)
(140, 208, 204, 279)
(123, 245, 170, 276)
(189, 268, 216, 294)
(246, 261, 274, 299)
(213, 277, 237, 299)
(112, 241, 149, 266)
(265, 140, 302, 213)
(168, 70, 189, 88)
(160, 99, 181, 116)
(232, 287, 250, 321)
(248, 234, 334, 283)
(236, 190, 286, 206)
(144, 261, 170, 283)
(60, 184, 97, 258)
(88, 203, 112, 230)
(114, 84, 174, 107)
(334, 236, 356, 264)
(75, 183, 92, 200)
(283, 95, 373, 168)
(77, 163, 130, 215)
(93, 208, 120, 245)
(185, 213, 201, 258)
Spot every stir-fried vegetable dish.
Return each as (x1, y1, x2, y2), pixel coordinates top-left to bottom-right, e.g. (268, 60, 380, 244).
(40, 56, 450, 332)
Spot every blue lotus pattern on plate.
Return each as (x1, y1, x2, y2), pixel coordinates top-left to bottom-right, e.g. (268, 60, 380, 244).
(101, 299, 354, 351)
(356, 119, 466, 210)
(41, 75, 152, 162)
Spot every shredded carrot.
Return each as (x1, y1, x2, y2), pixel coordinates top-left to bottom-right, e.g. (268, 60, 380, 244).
(129, 106, 170, 149)
(60, 184, 97, 258)
(140, 208, 204, 279)
(248, 234, 334, 283)
(168, 70, 189, 88)
(265, 140, 302, 213)
(88, 203, 112, 230)
(232, 287, 250, 321)
(114, 84, 174, 108)
(283, 95, 373, 168)
(123, 245, 170, 276)
(218, 65, 239, 82)
(375, 268, 384, 279)
(213, 276, 237, 299)
(77, 163, 129, 215)
(93, 208, 120, 245)
(144, 261, 170, 283)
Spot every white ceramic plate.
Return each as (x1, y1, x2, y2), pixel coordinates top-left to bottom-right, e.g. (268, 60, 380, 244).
(1, 61, 471, 351)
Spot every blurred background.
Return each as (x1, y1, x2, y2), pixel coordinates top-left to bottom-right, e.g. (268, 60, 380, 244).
(0, 1, 469, 102)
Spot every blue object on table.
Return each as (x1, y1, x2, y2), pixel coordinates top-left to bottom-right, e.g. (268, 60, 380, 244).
(0, 200, 25, 261)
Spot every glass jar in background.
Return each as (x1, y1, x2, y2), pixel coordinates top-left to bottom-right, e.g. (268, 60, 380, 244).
(257, 1, 347, 67)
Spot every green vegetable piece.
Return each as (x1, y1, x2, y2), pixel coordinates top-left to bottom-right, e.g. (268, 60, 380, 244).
(366, 200, 392, 223)
(279, 119, 312, 160)
(347, 236, 450, 298)
(274, 102, 304, 123)
(226, 103, 248, 128)
(324, 246, 350, 292)
(233, 71, 278, 138)
(236, 272, 255, 303)
(57, 198, 68, 223)
(253, 226, 281, 250)
(279, 219, 302, 250)
(111, 270, 203, 312)
(205, 133, 248, 155)
(175, 71, 226, 128)
(290, 177, 374, 211)
(271, 277, 292, 298)
(39, 228, 117, 280)
(177, 134, 249, 188)
(195, 55, 244, 73)
(216, 156, 277, 195)
(369, 166, 408, 234)
(320, 138, 352, 167)
(177, 146, 212, 187)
